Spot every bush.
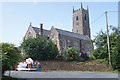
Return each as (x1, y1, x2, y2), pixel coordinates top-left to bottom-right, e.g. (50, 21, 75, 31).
(63, 47, 80, 61)
(89, 54, 96, 60)
(56, 55, 64, 61)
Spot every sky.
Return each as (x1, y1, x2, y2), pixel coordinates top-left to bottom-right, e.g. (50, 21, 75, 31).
(0, 1, 118, 46)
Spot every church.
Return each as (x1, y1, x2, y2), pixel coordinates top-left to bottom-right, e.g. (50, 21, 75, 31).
(24, 3, 93, 55)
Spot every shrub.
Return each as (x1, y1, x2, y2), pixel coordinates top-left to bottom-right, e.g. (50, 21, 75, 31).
(63, 47, 80, 61)
(56, 55, 64, 61)
(89, 54, 96, 60)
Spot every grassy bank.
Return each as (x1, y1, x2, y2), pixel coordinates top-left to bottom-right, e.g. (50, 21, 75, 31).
(39, 59, 113, 72)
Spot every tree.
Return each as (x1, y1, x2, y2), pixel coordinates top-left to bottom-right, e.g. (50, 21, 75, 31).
(92, 26, 120, 71)
(21, 36, 59, 61)
(93, 30, 108, 59)
(0, 43, 22, 75)
(63, 47, 80, 61)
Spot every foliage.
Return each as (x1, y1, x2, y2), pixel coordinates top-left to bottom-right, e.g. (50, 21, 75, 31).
(63, 47, 80, 61)
(110, 26, 120, 71)
(0, 43, 22, 74)
(93, 30, 108, 59)
(21, 36, 59, 61)
(89, 54, 96, 60)
(92, 26, 120, 71)
(56, 55, 64, 61)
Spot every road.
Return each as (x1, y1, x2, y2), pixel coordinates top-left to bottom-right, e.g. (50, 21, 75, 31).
(4, 71, 119, 80)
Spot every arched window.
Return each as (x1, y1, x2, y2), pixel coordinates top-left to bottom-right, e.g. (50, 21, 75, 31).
(85, 15, 87, 20)
(67, 40, 71, 47)
(76, 16, 78, 21)
(62, 39, 66, 48)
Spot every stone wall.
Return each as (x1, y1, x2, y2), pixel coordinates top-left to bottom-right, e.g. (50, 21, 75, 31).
(58, 34, 81, 54)
(58, 34, 93, 55)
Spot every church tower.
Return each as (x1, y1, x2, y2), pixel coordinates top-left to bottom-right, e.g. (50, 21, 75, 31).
(72, 3, 91, 38)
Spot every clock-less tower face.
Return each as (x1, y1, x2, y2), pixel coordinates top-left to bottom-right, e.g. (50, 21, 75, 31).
(72, 3, 91, 38)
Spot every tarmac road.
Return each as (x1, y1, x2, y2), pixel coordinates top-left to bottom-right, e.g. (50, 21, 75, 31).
(4, 71, 119, 80)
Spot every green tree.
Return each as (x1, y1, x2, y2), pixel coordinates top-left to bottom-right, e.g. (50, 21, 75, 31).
(64, 47, 80, 61)
(0, 43, 21, 75)
(92, 26, 120, 71)
(21, 36, 59, 61)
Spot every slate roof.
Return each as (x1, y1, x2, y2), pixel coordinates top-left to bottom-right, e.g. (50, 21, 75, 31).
(32, 27, 49, 37)
(31, 26, 91, 41)
(55, 28, 91, 41)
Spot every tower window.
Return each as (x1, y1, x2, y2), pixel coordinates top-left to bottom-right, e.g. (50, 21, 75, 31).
(76, 16, 78, 21)
(85, 15, 87, 20)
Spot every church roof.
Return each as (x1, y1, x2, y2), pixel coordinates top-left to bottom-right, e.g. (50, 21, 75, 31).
(32, 27, 49, 37)
(55, 28, 91, 41)
(31, 26, 91, 41)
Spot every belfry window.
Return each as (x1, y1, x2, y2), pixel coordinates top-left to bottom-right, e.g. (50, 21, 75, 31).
(76, 16, 78, 21)
(85, 15, 87, 20)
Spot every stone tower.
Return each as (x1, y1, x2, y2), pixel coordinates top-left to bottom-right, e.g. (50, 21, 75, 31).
(72, 3, 91, 38)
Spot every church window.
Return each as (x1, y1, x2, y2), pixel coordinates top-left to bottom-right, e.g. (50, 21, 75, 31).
(62, 39, 66, 49)
(67, 40, 70, 47)
(62, 40, 65, 48)
(76, 16, 78, 21)
(85, 15, 87, 20)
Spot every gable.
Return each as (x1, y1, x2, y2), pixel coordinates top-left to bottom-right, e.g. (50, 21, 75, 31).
(24, 26, 37, 39)
(49, 26, 59, 39)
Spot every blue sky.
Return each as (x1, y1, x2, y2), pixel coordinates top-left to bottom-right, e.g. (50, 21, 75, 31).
(1, 2, 118, 46)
